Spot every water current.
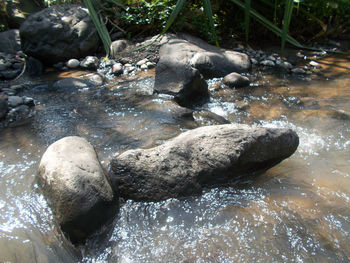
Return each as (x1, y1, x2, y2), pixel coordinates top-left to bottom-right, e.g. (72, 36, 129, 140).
(0, 53, 349, 262)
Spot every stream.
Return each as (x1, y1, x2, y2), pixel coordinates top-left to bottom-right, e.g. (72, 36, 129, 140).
(0, 53, 349, 262)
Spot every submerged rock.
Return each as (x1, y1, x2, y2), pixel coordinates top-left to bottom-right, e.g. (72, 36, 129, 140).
(223, 72, 250, 88)
(109, 124, 299, 201)
(37, 136, 118, 244)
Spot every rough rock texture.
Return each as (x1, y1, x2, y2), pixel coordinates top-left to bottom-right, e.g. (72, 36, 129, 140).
(0, 30, 21, 54)
(20, 4, 99, 64)
(109, 124, 299, 201)
(37, 136, 118, 243)
(223, 72, 250, 88)
(154, 35, 250, 106)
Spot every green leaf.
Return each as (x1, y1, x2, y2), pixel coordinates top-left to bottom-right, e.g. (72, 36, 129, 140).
(203, 0, 219, 47)
(281, 0, 294, 54)
(160, 0, 186, 35)
(105, 0, 126, 10)
(82, 0, 112, 57)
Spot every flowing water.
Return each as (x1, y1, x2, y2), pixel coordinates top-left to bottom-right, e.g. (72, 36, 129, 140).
(0, 53, 350, 263)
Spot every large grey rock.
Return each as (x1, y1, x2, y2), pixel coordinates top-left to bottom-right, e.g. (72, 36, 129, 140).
(20, 4, 99, 64)
(154, 35, 250, 106)
(109, 124, 299, 201)
(0, 30, 21, 54)
(37, 136, 118, 243)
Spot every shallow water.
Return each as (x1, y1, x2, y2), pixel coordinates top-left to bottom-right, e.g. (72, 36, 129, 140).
(0, 54, 350, 262)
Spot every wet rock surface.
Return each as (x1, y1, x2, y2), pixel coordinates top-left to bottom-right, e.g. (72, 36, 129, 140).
(37, 136, 118, 244)
(20, 4, 99, 64)
(223, 72, 250, 88)
(109, 124, 299, 201)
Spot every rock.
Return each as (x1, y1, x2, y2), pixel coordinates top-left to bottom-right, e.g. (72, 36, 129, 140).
(140, 64, 148, 70)
(80, 56, 99, 69)
(260, 60, 275, 67)
(37, 136, 118, 244)
(0, 30, 21, 54)
(146, 61, 155, 69)
(155, 64, 209, 107)
(52, 77, 94, 90)
(250, 58, 258, 65)
(7, 96, 23, 107)
(136, 58, 149, 67)
(20, 4, 99, 64)
(6, 105, 31, 123)
(67, 59, 80, 69)
(280, 61, 293, 70)
(291, 68, 306, 74)
(111, 63, 123, 75)
(223, 72, 250, 88)
(309, 61, 321, 69)
(193, 110, 230, 126)
(88, 73, 105, 85)
(109, 124, 299, 201)
(0, 69, 20, 80)
(0, 96, 8, 119)
(110, 40, 129, 57)
(23, 97, 35, 107)
(155, 35, 250, 106)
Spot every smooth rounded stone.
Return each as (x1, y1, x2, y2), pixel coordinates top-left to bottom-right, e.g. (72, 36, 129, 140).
(88, 73, 105, 85)
(0, 30, 21, 54)
(37, 136, 118, 244)
(222, 72, 250, 88)
(67, 59, 80, 69)
(109, 124, 299, 201)
(291, 67, 306, 74)
(280, 61, 293, 70)
(110, 40, 129, 57)
(20, 4, 99, 64)
(52, 77, 94, 90)
(309, 61, 321, 68)
(136, 58, 149, 67)
(7, 96, 23, 107)
(80, 56, 99, 69)
(0, 96, 8, 119)
(140, 64, 148, 70)
(260, 60, 275, 67)
(112, 63, 123, 75)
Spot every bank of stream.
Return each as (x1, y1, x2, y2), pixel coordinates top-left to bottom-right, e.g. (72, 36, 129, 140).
(0, 52, 350, 262)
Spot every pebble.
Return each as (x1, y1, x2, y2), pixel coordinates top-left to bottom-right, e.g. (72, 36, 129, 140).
(291, 68, 306, 74)
(80, 56, 99, 69)
(140, 64, 148, 70)
(67, 59, 80, 69)
(136, 58, 149, 67)
(146, 61, 155, 69)
(309, 61, 321, 68)
(112, 63, 123, 75)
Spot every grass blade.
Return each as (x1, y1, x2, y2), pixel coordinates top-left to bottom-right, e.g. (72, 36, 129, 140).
(281, 0, 294, 54)
(105, 0, 126, 10)
(203, 0, 219, 47)
(160, 0, 186, 35)
(83, 0, 112, 57)
(244, 0, 251, 43)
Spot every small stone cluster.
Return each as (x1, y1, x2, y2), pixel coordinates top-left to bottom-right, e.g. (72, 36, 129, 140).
(0, 52, 25, 80)
(0, 84, 35, 126)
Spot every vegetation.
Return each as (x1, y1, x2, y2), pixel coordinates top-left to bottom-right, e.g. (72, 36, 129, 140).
(1, 0, 349, 54)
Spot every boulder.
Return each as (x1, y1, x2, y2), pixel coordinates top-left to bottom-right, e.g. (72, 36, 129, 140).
(109, 124, 299, 201)
(154, 35, 250, 106)
(20, 4, 99, 64)
(37, 136, 118, 244)
(222, 72, 250, 88)
(0, 30, 21, 54)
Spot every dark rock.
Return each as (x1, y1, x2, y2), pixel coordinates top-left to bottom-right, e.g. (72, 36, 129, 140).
(0, 30, 21, 54)
(0, 96, 8, 119)
(223, 72, 250, 88)
(0, 69, 20, 80)
(20, 4, 99, 64)
(37, 136, 118, 244)
(6, 105, 31, 123)
(26, 56, 43, 76)
(109, 124, 299, 201)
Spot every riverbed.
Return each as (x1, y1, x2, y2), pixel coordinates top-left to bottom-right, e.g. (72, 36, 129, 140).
(0, 53, 349, 262)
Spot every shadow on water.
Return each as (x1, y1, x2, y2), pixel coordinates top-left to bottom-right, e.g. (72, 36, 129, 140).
(0, 53, 350, 262)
